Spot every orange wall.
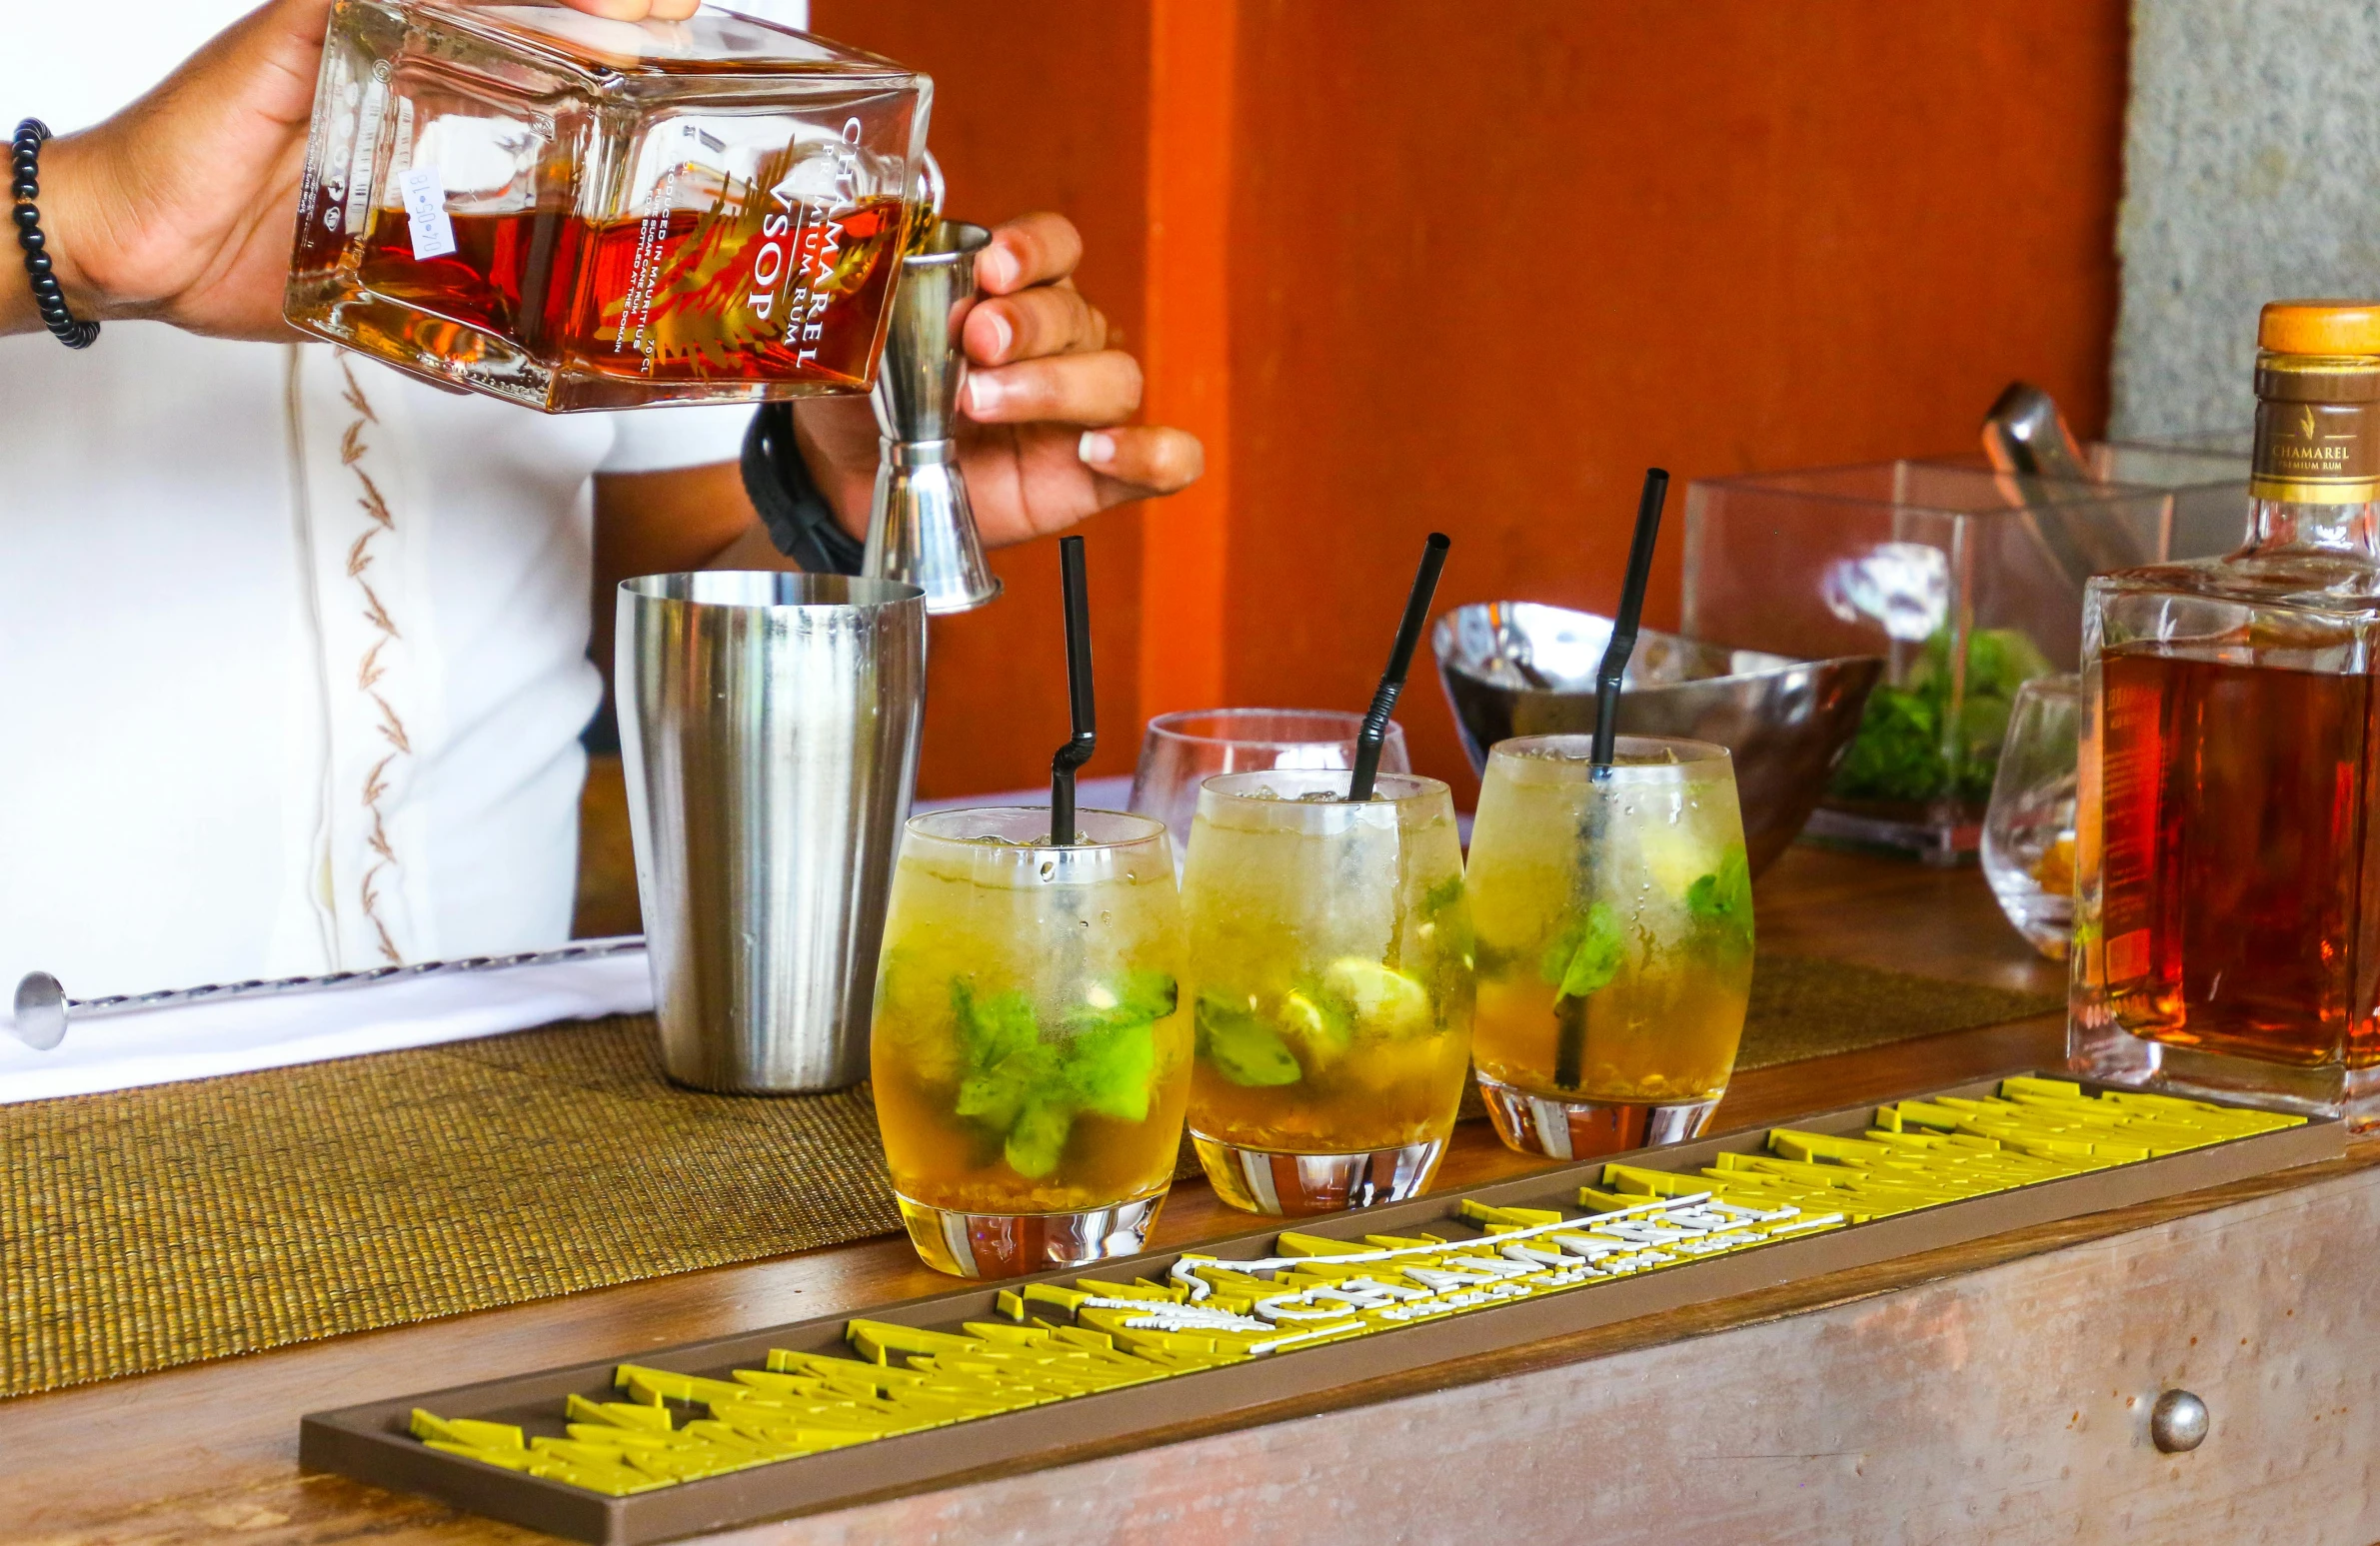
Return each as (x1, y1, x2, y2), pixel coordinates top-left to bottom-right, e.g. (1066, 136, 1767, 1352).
(818, 0, 2128, 803)
(812, 0, 1154, 798)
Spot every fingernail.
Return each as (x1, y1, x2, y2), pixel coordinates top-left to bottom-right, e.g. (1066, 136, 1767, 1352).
(980, 311, 1014, 361)
(1080, 431, 1116, 466)
(980, 246, 1020, 292)
(966, 373, 1008, 416)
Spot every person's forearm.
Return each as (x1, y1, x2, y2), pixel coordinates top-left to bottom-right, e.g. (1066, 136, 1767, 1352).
(789, 400, 879, 537)
(3, 133, 107, 338)
(591, 462, 785, 706)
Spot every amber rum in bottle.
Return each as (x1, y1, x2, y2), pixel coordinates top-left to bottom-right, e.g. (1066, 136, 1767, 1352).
(285, 0, 932, 411)
(2071, 300, 2380, 1125)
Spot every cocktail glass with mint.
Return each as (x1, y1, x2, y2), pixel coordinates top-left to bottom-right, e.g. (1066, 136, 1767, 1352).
(871, 807, 1188, 1278)
(1181, 770, 1473, 1215)
(1465, 735, 1754, 1159)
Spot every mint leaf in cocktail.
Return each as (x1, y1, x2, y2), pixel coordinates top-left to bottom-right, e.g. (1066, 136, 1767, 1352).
(1059, 969, 1179, 1035)
(952, 979, 1040, 1065)
(1058, 970, 1175, 1121)
(1064, 1017, 1160, 1122)
(952, 981, 1051, 1132)
(952, 973, 1178, 1173)
(1686, 844, 1751, 924)
(1541, 902, 1625, 1000)
(1539, 915, 1584, 985)
(1686, 842, 1755, 957)
(1115, 968, 1181, 1021)
(1003, 1098, 1074, 1178)
(1194, 993, 1303, 1086)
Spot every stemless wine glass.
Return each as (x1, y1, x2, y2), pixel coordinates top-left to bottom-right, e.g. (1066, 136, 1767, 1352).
(871, 807, 1190, 1278)
(1464, 735, 1755, 1160)
(1181, 770, 1472, 1215)
(1981, 675, 2082, 959)
(1128, 710, 1410, 866)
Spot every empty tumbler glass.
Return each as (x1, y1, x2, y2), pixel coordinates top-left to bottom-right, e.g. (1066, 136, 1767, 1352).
(1127, 710, 1408, 868)
(1981, 675, 2082, 959)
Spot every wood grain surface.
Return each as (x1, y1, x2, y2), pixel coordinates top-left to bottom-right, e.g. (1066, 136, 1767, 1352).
(18, 846, 2358, 1546)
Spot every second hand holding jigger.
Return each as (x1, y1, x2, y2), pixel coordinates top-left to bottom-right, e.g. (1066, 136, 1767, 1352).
(863, 220, 1003, 613)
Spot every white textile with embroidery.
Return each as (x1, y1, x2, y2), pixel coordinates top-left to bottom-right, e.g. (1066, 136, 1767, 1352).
(0, 1, 804, 1009)
(0, 324, 753, 1000)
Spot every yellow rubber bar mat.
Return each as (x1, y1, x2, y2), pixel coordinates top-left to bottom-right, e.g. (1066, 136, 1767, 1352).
(303, 1075, 2335, 1544)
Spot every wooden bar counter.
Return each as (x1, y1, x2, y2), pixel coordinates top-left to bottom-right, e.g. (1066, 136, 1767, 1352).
(11, 847, 2378, 1544)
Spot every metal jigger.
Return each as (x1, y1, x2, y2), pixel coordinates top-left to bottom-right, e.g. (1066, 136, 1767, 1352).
(862, 220, 1002, 614)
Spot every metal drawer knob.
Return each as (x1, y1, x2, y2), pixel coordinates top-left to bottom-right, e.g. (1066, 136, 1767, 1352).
(2150, 1389, 2208, 1453)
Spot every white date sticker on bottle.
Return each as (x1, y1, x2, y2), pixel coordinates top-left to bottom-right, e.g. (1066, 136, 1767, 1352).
(397, 164, 457, 262)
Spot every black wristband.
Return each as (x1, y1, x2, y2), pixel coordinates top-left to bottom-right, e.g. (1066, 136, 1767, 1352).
(11, 119, 99, 351)
(742, 403, 865, 576)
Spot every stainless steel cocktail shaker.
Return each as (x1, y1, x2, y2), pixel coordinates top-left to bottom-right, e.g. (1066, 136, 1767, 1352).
(617, 572, 927, 1092)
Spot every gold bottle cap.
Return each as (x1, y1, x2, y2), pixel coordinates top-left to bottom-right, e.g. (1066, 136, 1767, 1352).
(2258, 300, 2380, 357)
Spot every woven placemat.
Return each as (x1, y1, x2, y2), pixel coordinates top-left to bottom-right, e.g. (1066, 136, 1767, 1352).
(1735, 953, 2057, 1072)
(0, 953, 2056, 1401)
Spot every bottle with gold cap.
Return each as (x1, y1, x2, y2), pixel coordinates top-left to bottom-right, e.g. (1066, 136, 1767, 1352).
(2070, 299, 2380, 1126)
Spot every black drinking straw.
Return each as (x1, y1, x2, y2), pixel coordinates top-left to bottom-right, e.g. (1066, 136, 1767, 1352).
(1346, 533, 1453, 802)
(1589, 469, 1671, 771)
(1049, 535, 1097, 846)
(1555, 467, 1670, 1092)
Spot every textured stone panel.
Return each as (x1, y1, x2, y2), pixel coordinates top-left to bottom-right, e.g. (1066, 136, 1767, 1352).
(2114, 0, 2380, 436)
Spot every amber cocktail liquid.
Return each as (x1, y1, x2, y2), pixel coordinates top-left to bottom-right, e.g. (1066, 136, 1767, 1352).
(287, 0, 931, 411)
(1181, 772, 1473, 1216)
(871, 809, 1190, 1278)
(1464, 736, 1755, 1158)
(2072, 299, 2380, 1127)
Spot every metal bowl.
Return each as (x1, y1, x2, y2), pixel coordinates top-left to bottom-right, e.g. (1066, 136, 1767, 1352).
(1432, 602, 1882, 877)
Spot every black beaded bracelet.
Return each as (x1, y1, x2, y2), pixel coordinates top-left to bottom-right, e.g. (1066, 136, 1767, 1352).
(12, 119, 100, 350)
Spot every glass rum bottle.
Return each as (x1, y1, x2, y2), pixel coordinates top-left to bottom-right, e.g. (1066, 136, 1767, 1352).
(2071, 300, 2380, 1126)
(284, 0, 933, 412)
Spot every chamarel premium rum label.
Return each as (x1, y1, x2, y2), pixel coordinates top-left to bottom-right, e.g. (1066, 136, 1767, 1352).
(2250, 361, 2380, 506)
(285, 0, 931, 413)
